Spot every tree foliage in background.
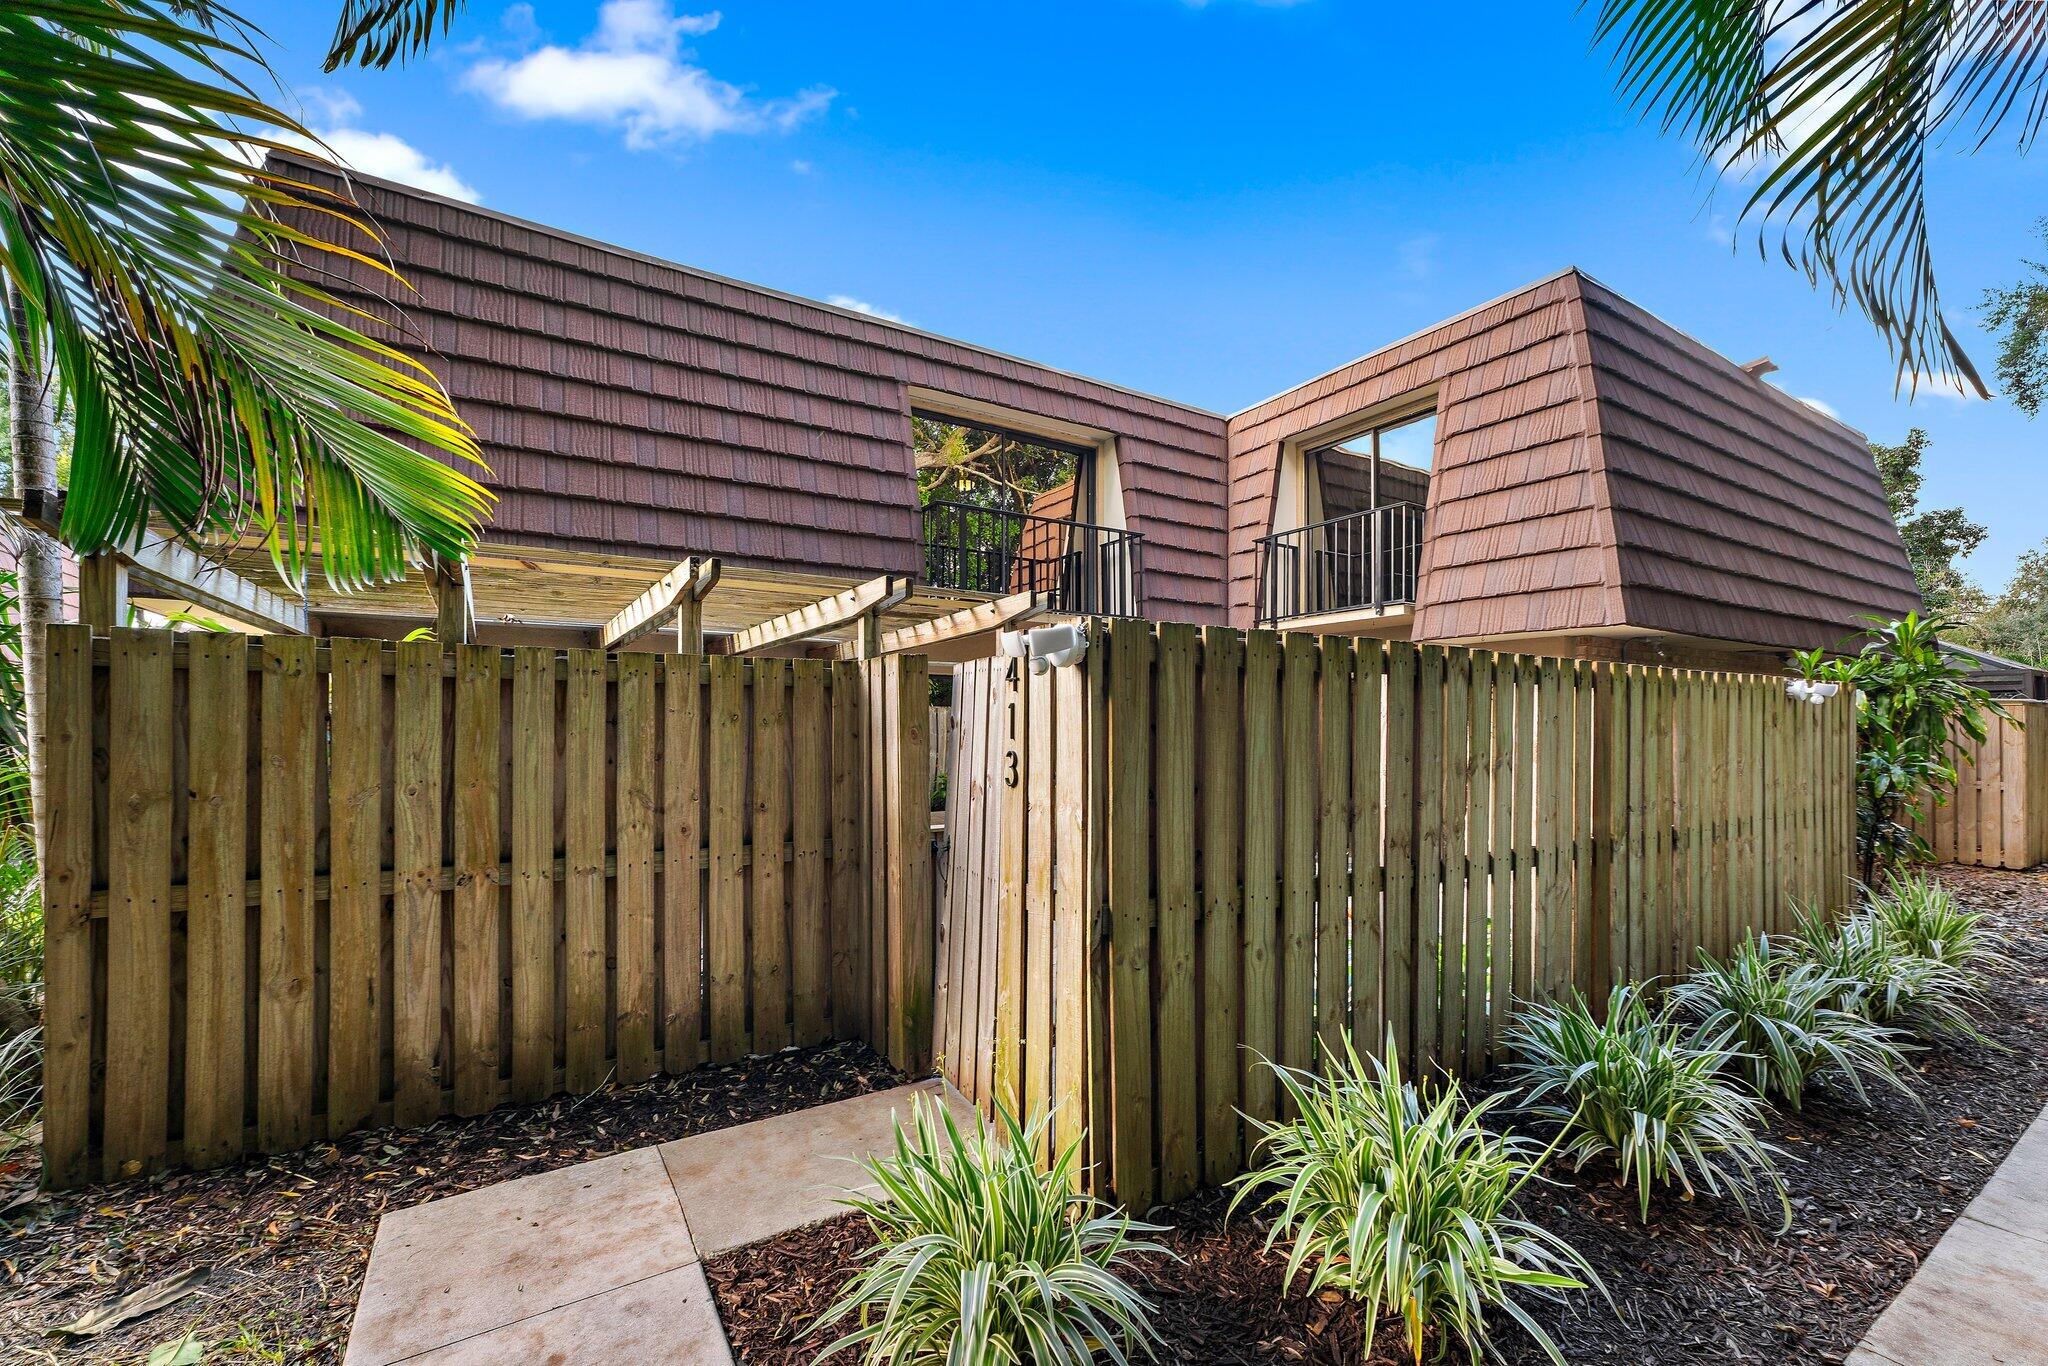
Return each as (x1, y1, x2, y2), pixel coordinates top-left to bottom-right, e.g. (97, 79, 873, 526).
(1591, 0, 2045, 400)
(911, 416, 1078, 512)
(1, 0, 494, 590)
(1872, 428, 1988, 622)
(1984, 219, 2048, 416)
(1799, 614, 1999, 881)
(1970, 539, 2048, 666)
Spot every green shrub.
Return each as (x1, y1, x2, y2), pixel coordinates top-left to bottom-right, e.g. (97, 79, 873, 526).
(1867, 873, 2007, 978)
(1231, 1035, 1601, 1366)
(1790, 906, 1985, 1042)
(1670, 937, 1917, 1108)
(1504, 985, 1787, 1224)
(815, 1097, 1166, 1365)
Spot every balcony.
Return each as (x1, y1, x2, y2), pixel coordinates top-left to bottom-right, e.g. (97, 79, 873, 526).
(920, 499, 1144, 617)
(1256, 502, 1424, 626)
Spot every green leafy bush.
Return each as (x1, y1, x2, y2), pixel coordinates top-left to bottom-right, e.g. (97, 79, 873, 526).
(1867, 873, 2007, 978)
(815, 1097, 1166, 1365)
(1231, 1036, 1601, 1366)
(1670, 938, 1917, 1108)
(1790, 906, 1985, 1042)
(1504, 985, 1787, 1224)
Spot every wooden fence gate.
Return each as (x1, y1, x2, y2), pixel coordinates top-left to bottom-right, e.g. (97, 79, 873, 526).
(932, 620, 1856, 1205)
(40, 629, 930, 1188)
(933, 654, 1092, 1162)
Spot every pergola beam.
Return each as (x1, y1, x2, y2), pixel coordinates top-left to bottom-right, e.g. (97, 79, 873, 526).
(122, 535, 309, 636)
(843, 590, 1050, 661)
(601, 556, 721, 650)
(724, 573, 911, 657)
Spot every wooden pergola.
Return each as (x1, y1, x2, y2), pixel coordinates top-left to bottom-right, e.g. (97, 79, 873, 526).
(104, 532, 1046, 661)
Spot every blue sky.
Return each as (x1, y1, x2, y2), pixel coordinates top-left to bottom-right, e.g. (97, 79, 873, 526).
(246, 0, 2045, 586)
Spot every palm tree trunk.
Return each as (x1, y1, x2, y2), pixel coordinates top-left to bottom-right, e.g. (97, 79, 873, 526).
(7, 286, 63, 859)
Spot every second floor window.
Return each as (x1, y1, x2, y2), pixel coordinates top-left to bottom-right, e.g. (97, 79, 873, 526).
(1311, 408, 1435, 522)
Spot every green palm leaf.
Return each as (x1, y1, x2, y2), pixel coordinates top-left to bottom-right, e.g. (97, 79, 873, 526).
(1, 0, 493, 591)
(1590, 0, 2045, 398)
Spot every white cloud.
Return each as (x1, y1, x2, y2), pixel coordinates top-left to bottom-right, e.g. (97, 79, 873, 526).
(268, 90, 481, 203)
(790, 158, 814, 175)
(464, 0, 833, 150)
(828, 295, 906, 324)
(1797, 395, 1840, 419)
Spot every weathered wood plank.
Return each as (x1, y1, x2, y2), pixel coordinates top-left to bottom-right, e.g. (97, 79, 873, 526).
(563, 648, 609, 1090)
(103, 630, 174, 1178)
(453, 645, 504, 1114)
(1052, 647, 1091, 1173)
(40, 627, 95, 1188)
(1200, 626, 1245, 1184)
(708, 656, 750, 1061)
(1106, 618, 1157, 1208)
(1154, 621, 1199, 1200)
(790, 660, 831, 1046)
(257, 635, 318, 1154)
(393, 641, 445, 1127)
(1382, 641, 1419, 1062)
(184, 633, 249, 1165)
(1316, 636, 1352, 1060)
(1350, 640, 1385, 1052)
(1279, 633, 1319, 1083)
(613, 652, 658, 1083)
(510, 647, 559, 1100)
(324, 638, 380, 1137)
(751, 661, 793, 1055)
(828, 660, 865, 1041)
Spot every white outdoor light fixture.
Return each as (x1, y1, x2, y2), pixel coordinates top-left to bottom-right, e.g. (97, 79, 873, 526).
(1024, 623, 1089, 673)
(996, 630, 1030, 658)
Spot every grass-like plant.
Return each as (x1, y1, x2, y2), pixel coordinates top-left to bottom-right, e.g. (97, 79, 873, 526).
(1790, 906, 1986, 1042)
(1867, 873, 2007, 978)
(1231, 1035, 1602, 1366)
(1670, 937, 1917, 1109)
(814, 1096, 1166, 1365)
(1504, 985, 1788, 1225)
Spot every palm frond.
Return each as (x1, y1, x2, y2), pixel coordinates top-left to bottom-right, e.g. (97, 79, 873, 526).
(1590, 0, 2041, 397)
(1, 0, 494, 591)
(324, 0, 467, 72)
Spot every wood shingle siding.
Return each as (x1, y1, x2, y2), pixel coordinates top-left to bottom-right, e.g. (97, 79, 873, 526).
(276, 155, 1232, 623)
(1225, 270, 1918, 648)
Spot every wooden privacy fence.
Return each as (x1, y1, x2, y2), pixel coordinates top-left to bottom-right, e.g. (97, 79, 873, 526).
(40, 628, 930, 1188)
(1914, 703, 2047, 870)
(939, 621, 1856, 1207)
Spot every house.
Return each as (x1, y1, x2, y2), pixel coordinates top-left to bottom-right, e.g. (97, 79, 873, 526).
(177, 153, 1917, 667)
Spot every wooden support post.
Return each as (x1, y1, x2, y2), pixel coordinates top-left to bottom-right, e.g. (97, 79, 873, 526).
(78, 552, 128, 630)
(855, 609, 882, 660)
(674, 593, 703, 653)
(433, 558, 475, 644)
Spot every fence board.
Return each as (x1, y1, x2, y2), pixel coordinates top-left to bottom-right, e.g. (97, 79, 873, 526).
(707, 657, 749, 1062)
(453, 646, 505, 1113)
(662, 654, 705, 1070)
(792, 661, 831, 1045)
(751, 662, 792, 1055)
(614, 653, 658, 1083)
(41, 628, 95, 1188)
(104, 630, 174, 1178)
(1240, 630, 1282, 1123)
(1199, 627, 1245, 1184)
(1154, 622, 1199, 1200)
(1105, 619, 1156, 1209)
(510, 648, 559, 1099)
(1316, 636, 1352, 1060)
(186, 633, 250, 1165)
(1349, 641, 1385, 1057)
(393, 641, 444, 1127)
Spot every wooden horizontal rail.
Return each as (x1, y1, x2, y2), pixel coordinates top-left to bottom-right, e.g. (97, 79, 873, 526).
(81, 839, 832, 918)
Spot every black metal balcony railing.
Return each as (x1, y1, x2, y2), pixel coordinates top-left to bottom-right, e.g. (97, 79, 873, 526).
(1256, 502, 1424, 625)
(921, 500, 1144, 617)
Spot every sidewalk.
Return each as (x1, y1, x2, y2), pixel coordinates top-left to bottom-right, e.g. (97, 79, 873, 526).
(341, 1080, 973, 1366)
(1849, 1103, 2048, 1366)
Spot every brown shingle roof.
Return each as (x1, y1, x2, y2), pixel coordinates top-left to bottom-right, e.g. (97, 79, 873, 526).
(273, 153, 1233, 623)
(1224, 270, 1918, 649)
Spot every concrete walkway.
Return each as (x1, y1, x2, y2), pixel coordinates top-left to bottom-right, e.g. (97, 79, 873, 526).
(1849, 1103, 2048, 1366)
(342, 1079, 973, 1366)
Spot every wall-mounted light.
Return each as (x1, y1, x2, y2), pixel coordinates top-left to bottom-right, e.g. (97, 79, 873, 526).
(1024, 623, 1088, 673)
(997, 630, 1030, 659)
(1786, 678, 1840, 705)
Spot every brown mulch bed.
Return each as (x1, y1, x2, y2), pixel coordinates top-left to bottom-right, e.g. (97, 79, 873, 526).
(0, 1041, 903, 1364)
(709, 865, 2048, 1365)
